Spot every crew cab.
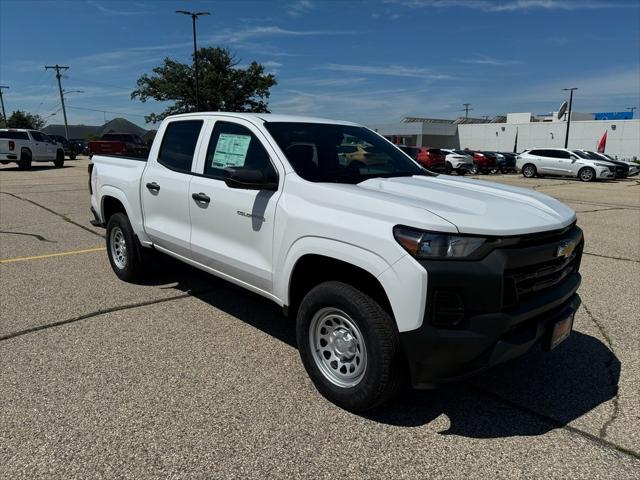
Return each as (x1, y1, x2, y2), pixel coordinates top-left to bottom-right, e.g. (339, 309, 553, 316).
(89, 113, 583, 411)
(88, 132, 148, 157)
(0, 128, 65, 169)
(517, 148, 615, 182)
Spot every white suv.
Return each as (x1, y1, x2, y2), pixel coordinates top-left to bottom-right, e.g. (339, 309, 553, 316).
(516, 148, 615, 182)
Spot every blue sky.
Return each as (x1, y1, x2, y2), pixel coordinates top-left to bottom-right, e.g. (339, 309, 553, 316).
(1, 0, 638, 128)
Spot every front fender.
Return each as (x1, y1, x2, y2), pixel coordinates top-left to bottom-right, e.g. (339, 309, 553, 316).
(276, 236, 426, 332)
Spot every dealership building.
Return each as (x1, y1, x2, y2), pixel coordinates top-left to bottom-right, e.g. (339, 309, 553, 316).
(369, 111, 639, 160)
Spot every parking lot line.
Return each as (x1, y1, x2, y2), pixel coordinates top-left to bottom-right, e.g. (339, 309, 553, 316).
(0, 246, 106, 264)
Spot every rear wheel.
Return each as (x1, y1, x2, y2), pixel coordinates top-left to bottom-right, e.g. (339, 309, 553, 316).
(296, 281, 404, 411)
(18, 150, 32, 170)
(54, 150, 64, 168)
(522, 163, 537, 178)
(578, 167, 595, 182)
(106, 213, 146, 282)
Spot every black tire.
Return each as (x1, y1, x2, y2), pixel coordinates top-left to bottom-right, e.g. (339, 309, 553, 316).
(500, 168, 509, 174)
(296, 281, 405, 411)
(445, 162, 453, 174)
(578, 167, 596, 182)
(106, 213, 146, 282)
(69, 153, 77, 160)
(522, 163, 537, 178)
(470, 164, 479, 175)
(54, 150, 64, 168)
(18, 150, 32, 170)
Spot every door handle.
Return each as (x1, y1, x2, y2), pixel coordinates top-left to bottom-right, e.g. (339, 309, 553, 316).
(146, 182, 160, 192)
(192, 192, 210, 204)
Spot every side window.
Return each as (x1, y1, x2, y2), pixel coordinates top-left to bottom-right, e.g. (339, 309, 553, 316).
(30, 131, 44, 142)
(528, 149, 541, 156)
(541, 150, 557, 158)
(157, 120, 203, 173)
(557, 150, 570, 159)
(204, 121, 277, 181)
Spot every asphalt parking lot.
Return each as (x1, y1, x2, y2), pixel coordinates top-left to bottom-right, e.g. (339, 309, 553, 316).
(1, 158, 639, 479)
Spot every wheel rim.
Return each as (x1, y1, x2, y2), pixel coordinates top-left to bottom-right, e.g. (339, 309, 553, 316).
(523, 166, 534, 177)
(581, 169, 593, 181)
(109, 226, 128, 270)
(309, 307, 367, 388)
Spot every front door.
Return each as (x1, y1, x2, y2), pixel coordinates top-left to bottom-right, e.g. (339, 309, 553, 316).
(189, 119, 282, 293)
(141, 119, 205, 258)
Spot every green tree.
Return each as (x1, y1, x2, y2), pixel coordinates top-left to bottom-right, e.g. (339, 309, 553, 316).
(131, 47, 277, 123)
(6, 110, 46, 130)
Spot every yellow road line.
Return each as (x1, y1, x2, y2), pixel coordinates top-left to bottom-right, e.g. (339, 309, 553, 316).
(0, 247, 106, 264)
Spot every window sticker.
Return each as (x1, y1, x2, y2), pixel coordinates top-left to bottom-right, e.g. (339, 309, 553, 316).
(212, 133, 251, 168)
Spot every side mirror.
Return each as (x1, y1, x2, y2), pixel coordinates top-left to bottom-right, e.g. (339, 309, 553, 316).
(224, 167, 278, 191)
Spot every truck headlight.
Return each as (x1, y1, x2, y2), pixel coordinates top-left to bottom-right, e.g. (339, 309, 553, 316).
(393, 226, 488, 259)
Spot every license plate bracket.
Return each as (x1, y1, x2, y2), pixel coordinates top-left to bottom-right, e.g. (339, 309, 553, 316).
(544, 313, 574, 351)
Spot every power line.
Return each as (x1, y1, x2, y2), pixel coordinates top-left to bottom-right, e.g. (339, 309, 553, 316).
(45, 64, 70, 139)
(66, 105, 148, 119)
(462, 103, 473, 119)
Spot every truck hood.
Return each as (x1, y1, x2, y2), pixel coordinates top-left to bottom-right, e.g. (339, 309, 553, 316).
(357, 175, 576, 236)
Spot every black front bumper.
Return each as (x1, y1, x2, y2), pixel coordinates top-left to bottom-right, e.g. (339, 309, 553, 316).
(400, 225, 583, 388)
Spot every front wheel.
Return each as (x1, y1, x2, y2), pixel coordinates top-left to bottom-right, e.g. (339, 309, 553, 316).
(470, 164, 479, 175)
(296, 281, 404, 411)
(106, 213, 146, 282)
(578, 167, 596, 182)
(445, 162, 453, 174)
(522, 164, 537, 178)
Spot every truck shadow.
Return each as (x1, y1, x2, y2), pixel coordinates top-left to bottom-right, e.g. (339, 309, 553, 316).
(153, 255, 620, 439)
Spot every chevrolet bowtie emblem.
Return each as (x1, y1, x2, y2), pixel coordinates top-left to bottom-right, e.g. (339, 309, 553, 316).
(556, 239, 576, 258)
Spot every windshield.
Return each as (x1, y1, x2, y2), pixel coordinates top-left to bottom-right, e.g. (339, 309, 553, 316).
(264, 122, 427, 183)
(572, 150, 593, 160)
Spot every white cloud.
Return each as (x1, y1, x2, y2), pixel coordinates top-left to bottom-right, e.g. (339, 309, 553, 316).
(461, 55, 523, 66)
(320, 63, 451, 79)
(387, 0, 636, 12)
(87, 0, 146, 15)
(288, 0, 315, 16)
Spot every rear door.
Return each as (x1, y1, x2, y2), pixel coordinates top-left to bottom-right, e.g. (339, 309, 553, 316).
(188, 118, 282, 292)
(141, 119, 205, 258)
(29, 131, 47, 160)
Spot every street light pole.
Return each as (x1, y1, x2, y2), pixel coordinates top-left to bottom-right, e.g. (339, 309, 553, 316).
(176, 10, 210, 112)
(562, 87, 577, 148)
(0, 85, 8, 127)
(627, 106, 637, 118)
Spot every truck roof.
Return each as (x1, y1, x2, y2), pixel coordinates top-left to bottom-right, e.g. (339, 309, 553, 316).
(165, 112, 360, 126)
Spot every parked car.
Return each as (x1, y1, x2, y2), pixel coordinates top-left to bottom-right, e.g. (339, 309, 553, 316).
(0, 128, 65, 169)
(497, 152, 518, 173)
(572, 150, 629, 179)
(88, 132, 149, 157)
(441, 149, 474, 174)
(467, 150, 497, 174)
(48, 134, 77, 160)
(399, 146, 446, 172)
(70, 138, 89, 156)
(89, 112, 583, 411)
(517, 148, 615, 182)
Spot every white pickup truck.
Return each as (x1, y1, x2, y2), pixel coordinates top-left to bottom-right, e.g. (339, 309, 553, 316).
(89, 112, 583, 411)
(0, 128, 66, 169)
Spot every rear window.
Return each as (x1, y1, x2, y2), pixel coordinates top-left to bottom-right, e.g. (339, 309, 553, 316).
(157, 120, 203, 173)
(0, 131, 29, 140)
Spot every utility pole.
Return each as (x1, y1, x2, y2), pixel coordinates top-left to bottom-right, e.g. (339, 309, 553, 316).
(462, 103, 473, 120)
(627, 106, 637, 118)
(562, 87, 577, 148)
(176, 10, 210, 112)
(45, 64, 70, 139)
(0, 85, 8, 127)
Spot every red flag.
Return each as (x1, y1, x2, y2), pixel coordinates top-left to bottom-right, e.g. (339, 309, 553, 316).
(597, 130, 607, 153)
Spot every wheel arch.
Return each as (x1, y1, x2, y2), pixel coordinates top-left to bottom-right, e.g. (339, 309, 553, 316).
(286, 253, 394, 324)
